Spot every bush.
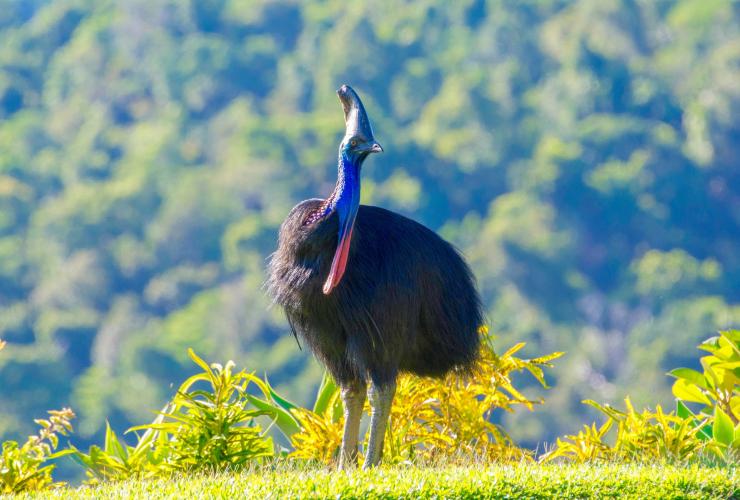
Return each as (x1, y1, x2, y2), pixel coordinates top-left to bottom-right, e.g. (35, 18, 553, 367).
(3, 329, 735, 492)
(544, 330, 740, 464)
(70, 349, 274, 483)
(541, 398, 713, 463)
(669, 329, 740, 457)
(259, 327, 563, 464)
(0, 408, 75, 494)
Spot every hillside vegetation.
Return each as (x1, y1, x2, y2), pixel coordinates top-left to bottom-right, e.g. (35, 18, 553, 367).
(0, 0, 738, 460)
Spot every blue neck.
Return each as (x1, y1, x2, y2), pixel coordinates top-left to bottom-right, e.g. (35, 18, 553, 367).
(319, 147, 370, 294)
(329, 150, 363, 217)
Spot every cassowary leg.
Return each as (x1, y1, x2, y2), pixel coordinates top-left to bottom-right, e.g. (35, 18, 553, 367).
(363, 380, 396, 469)
(339, 380, 366, 470)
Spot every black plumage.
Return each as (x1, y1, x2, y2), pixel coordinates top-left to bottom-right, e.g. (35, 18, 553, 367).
(268, 201, 482, 386)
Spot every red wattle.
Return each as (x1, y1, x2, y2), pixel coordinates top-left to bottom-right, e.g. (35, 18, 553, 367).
(323, 226, 354, 294)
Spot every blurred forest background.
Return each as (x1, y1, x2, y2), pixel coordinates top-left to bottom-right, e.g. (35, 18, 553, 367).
(0, 0, 738, 457)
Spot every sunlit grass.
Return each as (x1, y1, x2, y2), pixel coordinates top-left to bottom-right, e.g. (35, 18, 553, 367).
(21, 462, 738, 499)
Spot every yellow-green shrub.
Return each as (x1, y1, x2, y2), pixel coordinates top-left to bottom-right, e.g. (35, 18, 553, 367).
(0, 409, 75, 494)
(669, 329, 740, 455)
(541, 398, 712, 463)
(70, 350, 274, 483)
(544, 330, 740, 464)
(267, 327, 562, 464)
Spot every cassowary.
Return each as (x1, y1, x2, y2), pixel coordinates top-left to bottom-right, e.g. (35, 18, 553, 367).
(267, 85, 482, 469)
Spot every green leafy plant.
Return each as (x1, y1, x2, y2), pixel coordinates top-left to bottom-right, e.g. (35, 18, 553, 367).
(541, 419, 614, 463)
(70, 349, 274, 483)
(69, 416, 173, 483)
(545, 330, 740, 464)
(669, 329, 740, 455)
(0, 408, 75, 494)
(541, 398, 712, 463)
(285, 374, 344, 463)
(260, 327, 562, 464)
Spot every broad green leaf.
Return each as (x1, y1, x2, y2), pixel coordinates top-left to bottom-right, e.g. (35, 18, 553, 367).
(698, 421, 714, 441)
(731, 396, 740, 421)
(675, 399, 692, 419)
(313, 372, 338, 415)
(129, 420, 164, 460)
(104, 421, 128, 461)
(712, 342, 736, 362)
(715, 362, 740, 370)
(715, 364, 740, 389)
(713, 407, 734, 447)
(716, 331, 740, 359)
(264, 377, 298, 411)
(698, 336, 720, 353)
(719, 329, 740, 347)
(667, 368, 709, 390)
(676, 399, 712, 440)
(245, 394, 300, 438)
(671, 379, 712, 405)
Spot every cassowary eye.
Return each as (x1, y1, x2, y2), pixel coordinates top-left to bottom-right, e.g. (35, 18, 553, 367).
(350, 139, 357, 147)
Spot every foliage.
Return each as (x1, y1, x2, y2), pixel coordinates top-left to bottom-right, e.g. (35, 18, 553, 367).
(0, 409, 75, 494)
(544, 331, 740, 464)
(69, 349, 274, 483)
(19, 464, 739, 500)
(68, 420, 170, 484)
(541, 398, 713, 464)
(285, 374, 343, 463)
(2, 337, 736, 493)
(384, 328, 563, 463)
(135, 350, 275, 470)
(669, 329, 740, 456)
(263, 327, 562, 464)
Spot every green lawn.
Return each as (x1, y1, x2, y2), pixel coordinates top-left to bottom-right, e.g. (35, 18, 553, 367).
(21, 463, 738, 499)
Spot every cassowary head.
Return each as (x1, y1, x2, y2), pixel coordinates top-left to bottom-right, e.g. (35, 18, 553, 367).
(321, 85, 383, 294)
(337, 84, 383, 160)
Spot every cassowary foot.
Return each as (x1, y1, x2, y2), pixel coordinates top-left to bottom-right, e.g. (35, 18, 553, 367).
(338, 380, 366, 470)
(363, 380, 396, 470)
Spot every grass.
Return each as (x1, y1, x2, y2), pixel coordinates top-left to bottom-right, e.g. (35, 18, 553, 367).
(19, 462, 738, 499)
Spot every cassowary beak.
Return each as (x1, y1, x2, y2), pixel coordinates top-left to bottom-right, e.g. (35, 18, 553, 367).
(364, 142, 384, 153)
